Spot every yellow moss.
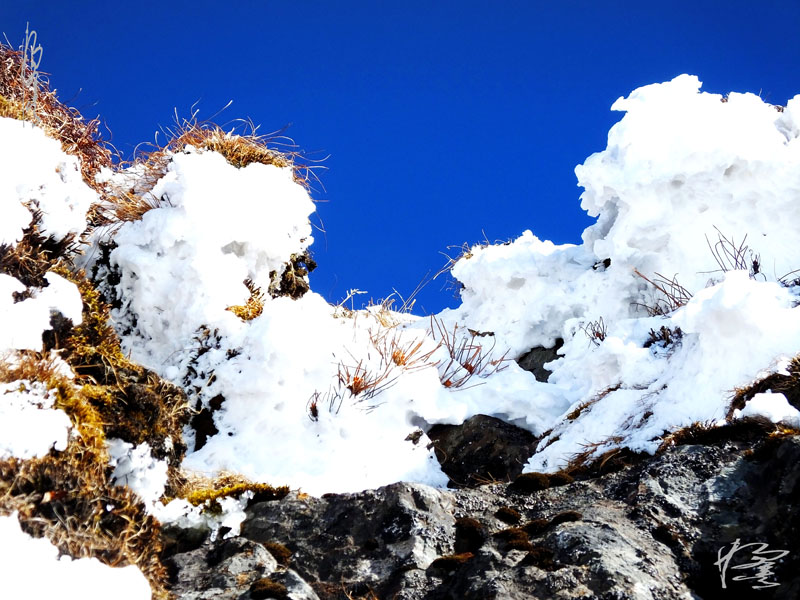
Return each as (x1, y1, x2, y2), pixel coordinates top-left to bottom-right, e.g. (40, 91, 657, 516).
(226, 279, 265, 321)
(51, 264, 137, 379)
(185, 482, 290, 508)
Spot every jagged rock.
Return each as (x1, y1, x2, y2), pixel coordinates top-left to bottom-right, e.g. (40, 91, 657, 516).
(165, 429, 800, 599)
(240, 483, 455, 599)
(427, 414, 538, 487)
(165, 535, 318, 600)
(517, 339, 564, 382)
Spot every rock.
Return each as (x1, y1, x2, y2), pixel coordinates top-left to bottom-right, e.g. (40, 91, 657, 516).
(165, 426, 800, 599)
(427, 414, 538, 487)
(166, 535, 317, 600)
(240, 483, 455, 599)
(517, 339, 563, 382)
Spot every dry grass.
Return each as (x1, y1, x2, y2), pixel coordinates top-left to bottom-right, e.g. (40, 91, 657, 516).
(702, 226, 764, 281)
(0, 44, 113, 190)
(633, 269, 693, 316)
(91, 113, 323, 228)
(727, 354, 800, 421)
(429, 316, 509, 389)
(580, 317, 607, 347)
(0, 354, 171, 598)
(337, 359, 398, 404)
(370, 328, 439, 372)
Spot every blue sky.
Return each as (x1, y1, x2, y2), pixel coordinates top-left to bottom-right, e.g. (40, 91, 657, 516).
(3, 1, 799, 314)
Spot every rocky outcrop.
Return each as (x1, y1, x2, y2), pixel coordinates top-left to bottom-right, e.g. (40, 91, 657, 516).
(164, 420, 800, 599)
(427, 414, 538, 487)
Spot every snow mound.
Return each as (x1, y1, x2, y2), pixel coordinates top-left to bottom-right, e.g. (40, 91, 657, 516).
(0, 513, 151, 600)
(444, 75, 800, 472)
(88, 74, 800, 493)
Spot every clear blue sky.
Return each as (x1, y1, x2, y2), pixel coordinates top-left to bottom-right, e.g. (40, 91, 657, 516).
(3, 2, 799, 313)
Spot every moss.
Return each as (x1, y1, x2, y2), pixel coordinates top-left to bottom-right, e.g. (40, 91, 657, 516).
(45, 266, 191, 491)
(493, 527, 533, 552)
(550, 510, 583, 526)
(0, 92, 25, 119)
(522, 518, 550, 537)
(521, 512, 586, 540)
(508, 472, 550, 494)
(547, 471, 574, 487)
(656, 418, 785, 454)
(520, 545, 557, 571)
(429, 552, 475, 571)
(250, 577, 289, 600)
(565, 445, 646, 480)
(0, 45, 112, 187)
(0, 406, 170, 599)
(182, 480, 290, 513)
(454, 516, 486, 553)
(226, 278, 265, 321)
(494, 506, 522, 525)
(264, 541, 292, 566)
(49, 265, 140, 380)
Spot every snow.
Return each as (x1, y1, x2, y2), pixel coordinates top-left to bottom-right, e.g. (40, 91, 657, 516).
(0, 117, 96, 244)
(735, 392, 800, 428)
(79, 75, 800, 494)
(0, 379, 72, 460)
(0, 271, 84, 352)
(107, 439, 169, 506)
(0, 118, 90, 355)
(4, 76, 800, 509)
(0, 513, 151, 600)
(151, 493, 254, 541)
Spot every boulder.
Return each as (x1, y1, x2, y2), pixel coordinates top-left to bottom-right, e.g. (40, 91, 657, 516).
(165, 426, 800, 599)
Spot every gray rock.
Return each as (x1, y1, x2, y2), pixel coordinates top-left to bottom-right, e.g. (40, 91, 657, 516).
(427, 414, 538, 487)
(517, 339, 563, 382)
(165, 425, 800, 600)
(241, 483, 455, 598)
